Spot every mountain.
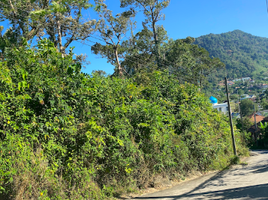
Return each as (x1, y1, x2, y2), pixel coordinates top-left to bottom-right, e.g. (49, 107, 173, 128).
(193, 30, 268, 79)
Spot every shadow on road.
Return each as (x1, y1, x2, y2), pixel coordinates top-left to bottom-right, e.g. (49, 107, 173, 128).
(250, 150, 268, 155)
(251, 164, 268, 174)
(229, 164, 268, 177)
(134, 151, 268, 199)
(133, 165, 232, 199)
(134, 183, 268, 199)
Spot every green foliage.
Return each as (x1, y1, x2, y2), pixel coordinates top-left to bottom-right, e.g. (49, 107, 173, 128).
(261, 98, 268, 110)
(240, 99, 254, 117)
(230, 155, 240, 165)
(235, 117, 254, 132)
(0, 28, 21, 55)
(194, 30, 268, 79)
(0, 40, 248, 199)
(91, 2, 134, 76)
(235, 117, 254, 146)
(0, 0, 97, 53)
(164, 38, 225, 88)
(119, 0, 170, 71)
(258, 122, 268, 148)
(259, 122, 268, 130)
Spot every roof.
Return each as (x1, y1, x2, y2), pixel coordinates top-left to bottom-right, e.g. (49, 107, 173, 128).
(213, 103, 228, 110)
(248, 113, 265, 124)
(248, 116, 268, 133)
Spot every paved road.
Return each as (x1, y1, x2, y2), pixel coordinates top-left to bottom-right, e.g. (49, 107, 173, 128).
(132, 150, 268, 200)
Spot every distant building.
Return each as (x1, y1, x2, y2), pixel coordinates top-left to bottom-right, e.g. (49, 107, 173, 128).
(262, 84, 268, 89)
(227, 81, 235, 85)
(248, 115, 268, 139)
(232, 77, 251, 82)
(240, 94, 256, 101)
(210, 96, 228, 114)
(218, 81, 225, 86)
(248, 113, 265, 124)
(213, 103, 228, 114)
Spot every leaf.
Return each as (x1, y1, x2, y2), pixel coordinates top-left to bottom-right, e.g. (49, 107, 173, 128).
(18, 82, 22, 91)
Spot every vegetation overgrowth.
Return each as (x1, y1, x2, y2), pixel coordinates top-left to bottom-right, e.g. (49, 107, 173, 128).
(0, 40, 248, 199)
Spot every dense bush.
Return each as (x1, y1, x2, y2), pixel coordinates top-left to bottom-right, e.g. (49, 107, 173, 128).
(0, 40, 248, 199)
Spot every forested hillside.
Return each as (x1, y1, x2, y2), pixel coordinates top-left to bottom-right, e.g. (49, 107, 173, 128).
(194, 30, 268, 80)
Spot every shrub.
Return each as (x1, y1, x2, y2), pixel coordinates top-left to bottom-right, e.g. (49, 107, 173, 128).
(0, 40, 248, 199)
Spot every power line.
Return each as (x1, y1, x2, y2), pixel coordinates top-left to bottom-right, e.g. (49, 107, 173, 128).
(0, 1, 206, 76)
(266, 0, 268, 14)
(0, 3, 156, 79)
(0, 10, 166, 70)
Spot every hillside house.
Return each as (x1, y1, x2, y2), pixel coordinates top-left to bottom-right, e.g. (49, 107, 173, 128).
(210, 96, 228, 114)
(232, 77, 251, 82)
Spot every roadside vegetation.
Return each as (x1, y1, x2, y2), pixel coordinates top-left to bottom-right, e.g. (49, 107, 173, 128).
(0, 40, 248, 199)
(0, 0, 249, 199)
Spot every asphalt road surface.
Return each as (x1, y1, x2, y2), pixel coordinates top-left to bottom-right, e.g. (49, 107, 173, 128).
(132, 150, 268, 200)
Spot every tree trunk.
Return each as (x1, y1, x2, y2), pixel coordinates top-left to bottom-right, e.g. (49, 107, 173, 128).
(151, 12, 161, 69)
(115, 47, 123, 77)
(56, 16, 64, 54)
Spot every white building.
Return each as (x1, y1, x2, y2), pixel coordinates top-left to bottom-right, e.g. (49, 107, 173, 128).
(240, 94, 256, 100)
(210, 96, 228, 114)
(213, 103, 228, 114)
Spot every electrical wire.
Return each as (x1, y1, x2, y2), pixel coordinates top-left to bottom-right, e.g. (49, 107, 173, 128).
(0, 1, 203, 76)
(266, 0, 268, 14)
(0, 2, 152, 66)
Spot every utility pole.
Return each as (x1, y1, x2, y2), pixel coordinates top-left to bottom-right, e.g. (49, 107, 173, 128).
(237, 90, 243, 130)
(254, 104, 258, 146)
(238, 98, 243, 130)
(225, 77, 237, 156)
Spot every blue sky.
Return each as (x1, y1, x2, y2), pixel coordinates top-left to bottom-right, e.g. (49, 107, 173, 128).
(80, 0, 268, 75)
(2, 0, 268, 75)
